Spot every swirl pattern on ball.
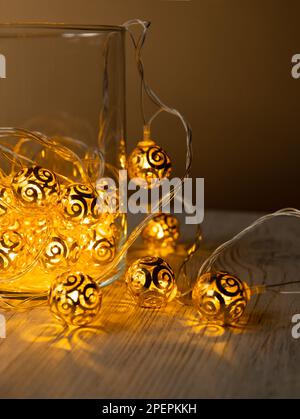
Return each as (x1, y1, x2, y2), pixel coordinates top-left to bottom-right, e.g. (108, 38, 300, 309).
(12, 166, 60, 205)
(95, 178, 119, 215)
(126, 256, 176, 308)
(142, 213, 179, 249)
(49, 272, 102, 326)
(41, 235, 80, 270)
(0, 184, 14, 217)
(192, 271, 250, 325)
(91, 237, 115, 264)
(80, 222, 117, 275)
(128, 140, 172, 188)
(61, 183, 100, 224)
(0, 230, 25, 272)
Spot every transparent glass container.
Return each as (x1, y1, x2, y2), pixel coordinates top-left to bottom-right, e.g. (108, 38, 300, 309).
(0, 23, 127, 292)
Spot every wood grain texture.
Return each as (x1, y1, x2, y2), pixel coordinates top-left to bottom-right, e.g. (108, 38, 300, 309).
(1, 210, 300, 399)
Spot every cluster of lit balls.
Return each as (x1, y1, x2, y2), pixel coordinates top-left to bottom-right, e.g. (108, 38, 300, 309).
(49, 133, 251, 327)
(0, 164, 120, 324)
(0, 128, 178, 328)
(127, 134, 251, 326)
(49, 133, 179, 326)
(0, 134, 253, 330)
(125, 261, 251, 326)
(126, 134, 252, 326)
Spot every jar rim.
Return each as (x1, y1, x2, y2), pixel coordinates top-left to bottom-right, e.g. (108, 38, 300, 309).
(0, 22, 125, 32)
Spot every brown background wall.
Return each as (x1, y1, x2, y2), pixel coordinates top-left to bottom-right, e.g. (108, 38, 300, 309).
(1, 0, 300, 211)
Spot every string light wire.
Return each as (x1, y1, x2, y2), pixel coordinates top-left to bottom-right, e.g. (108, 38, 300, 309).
(198, 208, 300, 277)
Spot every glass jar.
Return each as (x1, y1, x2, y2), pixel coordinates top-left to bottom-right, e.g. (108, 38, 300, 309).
(0, 23, 127, 291)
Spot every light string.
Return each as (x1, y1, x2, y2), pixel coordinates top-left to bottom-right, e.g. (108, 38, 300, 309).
(94, 19, 193, 285)
(177, 224, 203, 298)
(198, 208, 300, 277)
(0, 127, 91, 183)
(183, 208, 300, 327)
(174, 207, 300, 310)
(122, 19, 192, 174)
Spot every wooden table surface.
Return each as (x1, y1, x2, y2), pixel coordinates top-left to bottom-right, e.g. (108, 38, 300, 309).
(1, 210, 300, 399)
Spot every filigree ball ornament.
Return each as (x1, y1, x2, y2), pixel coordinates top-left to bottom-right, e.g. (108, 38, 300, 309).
(87, 227, 116, 266)
(125, 256, 177, 308)
(0, 229, 28, 278)
(142, 213, 180, 250)
(11, 166, 60, 206)
(41, 233, 80, 271)
(95, 178, 119, 216)
(0, 212, 21, 231)
(77, 222, 117, 276)
(49, 272, 102, 326)
(52, 209, 87, 245)
(0, 183, 15, 218)
(127, 140, 172, 188)
(61, 183, 101, 225)
(192, 271, 251, 326)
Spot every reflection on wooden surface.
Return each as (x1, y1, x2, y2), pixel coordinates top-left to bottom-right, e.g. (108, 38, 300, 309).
(1, 210, 300, 397)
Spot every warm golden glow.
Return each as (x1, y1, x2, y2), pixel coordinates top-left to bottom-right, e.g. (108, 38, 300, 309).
(61, 183, 101, 224)
(11, 166, 60, 206)
(142, 213, 180, 254)
(0, 183, 15, 216)
(0, 228, 28, 277)
(0, 164, 122, 301)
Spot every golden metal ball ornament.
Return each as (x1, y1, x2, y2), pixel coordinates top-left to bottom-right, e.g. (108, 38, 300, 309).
(95, 178, 119, 216)
(87, 229, 116, 266)
(0, 211, 49, 280)
(127, 139, 172, 188)
(0, 183, 15, 217)
(192, 271, 252, 326)
(0, 212, 21, 230)
(142, 213, 180, 250)
(41, 234, 80, 271)
(11, 166, 60, 206)
(0, 229, 27, 276)
(61, 183, 101, 224)
(49, 272, 102, 326)
(126, 256, 177, 308)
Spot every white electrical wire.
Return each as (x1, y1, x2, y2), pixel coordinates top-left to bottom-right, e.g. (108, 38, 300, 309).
(198, 208, 300, 277)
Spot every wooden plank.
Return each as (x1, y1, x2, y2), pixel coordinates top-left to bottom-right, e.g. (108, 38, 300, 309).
(0, 210, 300, 398)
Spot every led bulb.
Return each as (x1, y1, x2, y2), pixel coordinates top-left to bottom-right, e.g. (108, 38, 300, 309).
(142, 213, 179, 252)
